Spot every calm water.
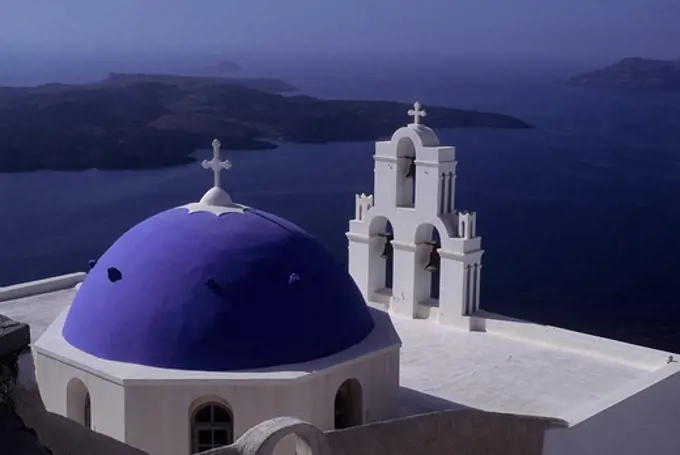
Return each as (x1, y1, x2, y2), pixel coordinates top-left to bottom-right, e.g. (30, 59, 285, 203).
(1, 58, 679, 350)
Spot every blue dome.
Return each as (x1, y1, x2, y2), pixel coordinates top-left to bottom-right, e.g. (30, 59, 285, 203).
(62, 206, 374, 372)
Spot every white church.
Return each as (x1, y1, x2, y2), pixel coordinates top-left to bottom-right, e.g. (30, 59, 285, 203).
(1, 103, 680, 455)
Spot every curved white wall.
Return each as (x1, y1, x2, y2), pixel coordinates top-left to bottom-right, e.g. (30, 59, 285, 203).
(35, 342, 399, 455)
(35, 351, 126, 441)
(122, 348, 399, 455)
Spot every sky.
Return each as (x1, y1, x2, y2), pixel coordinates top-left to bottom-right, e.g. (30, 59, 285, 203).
(0, 0, 679, 62)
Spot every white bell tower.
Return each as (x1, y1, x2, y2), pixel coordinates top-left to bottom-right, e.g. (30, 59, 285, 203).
(346, 102, 484, 327)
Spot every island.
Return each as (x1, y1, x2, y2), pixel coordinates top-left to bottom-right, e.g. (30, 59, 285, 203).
(0, 73, 533, 172)
(565, 57, 680, 91)
(203, 60, 243, 75)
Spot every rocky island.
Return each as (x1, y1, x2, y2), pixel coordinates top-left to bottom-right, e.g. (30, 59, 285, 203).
(565, 57, 680, 91)
(0, 73, 533, 172)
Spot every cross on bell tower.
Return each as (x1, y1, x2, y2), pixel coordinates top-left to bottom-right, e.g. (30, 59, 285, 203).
(202, 139, 232, 189)
(408, 101, 427, 126)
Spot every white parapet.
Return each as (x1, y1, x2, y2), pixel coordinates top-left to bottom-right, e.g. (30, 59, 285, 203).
(0, 272, 86, 303)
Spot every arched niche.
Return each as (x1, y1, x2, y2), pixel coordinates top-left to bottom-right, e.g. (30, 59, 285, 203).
(414, 223, 442, 305)
(189, 397, 234, 454)
(66, 377, 91, 428)
(334, 378, 363, 430)
(395, 137, 416, 208)
(368, 216, 394, 303)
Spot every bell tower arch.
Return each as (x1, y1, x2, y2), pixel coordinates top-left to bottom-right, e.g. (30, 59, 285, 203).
(347, 102, 484, 328)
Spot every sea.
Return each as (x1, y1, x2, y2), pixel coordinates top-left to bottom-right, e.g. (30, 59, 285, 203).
(1, 53, 679, 351)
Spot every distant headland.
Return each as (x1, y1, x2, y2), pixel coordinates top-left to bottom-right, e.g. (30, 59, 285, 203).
(565, 57, 680, 91)
(0, 73, 533, 173)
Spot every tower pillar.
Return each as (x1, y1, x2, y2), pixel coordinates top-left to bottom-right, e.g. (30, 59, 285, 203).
(438, 249, 484, 325)
(389, 241, 418, 318)
(347, 233, 372, 301)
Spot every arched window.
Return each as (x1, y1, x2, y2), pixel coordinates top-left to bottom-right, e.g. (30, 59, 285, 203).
(395, 137, 417, 208)
(414, 223, 442, 304)
(66, 377, 91, 428)
(191, 402, 233, 454)
(368, 216, 395, 305)
(334, 379, 363, 429)
(84, 393, 91, 429)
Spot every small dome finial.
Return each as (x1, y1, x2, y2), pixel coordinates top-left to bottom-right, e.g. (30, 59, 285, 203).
(408, 101, 427, 126)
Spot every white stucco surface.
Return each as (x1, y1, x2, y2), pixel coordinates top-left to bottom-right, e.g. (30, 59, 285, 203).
(390, 310, 673, 424)
(0, 287, 76, 341)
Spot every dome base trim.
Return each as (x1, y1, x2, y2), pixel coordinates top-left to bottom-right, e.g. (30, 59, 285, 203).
(179, 202, 248, 216)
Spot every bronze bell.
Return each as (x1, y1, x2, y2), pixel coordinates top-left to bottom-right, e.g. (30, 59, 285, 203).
(379, 233, 393, 259)
(424, 244, 440, 272)
(405, 157, 416, 178)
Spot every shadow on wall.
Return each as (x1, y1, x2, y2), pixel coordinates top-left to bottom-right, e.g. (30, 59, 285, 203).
(7, 353, 563, 455)
(12, 383, 145, 455)
(396, 386, 471, 417)
(204, 410, 565, 455)
(324, 409, 561, 455)
(9, 379, 566, 455)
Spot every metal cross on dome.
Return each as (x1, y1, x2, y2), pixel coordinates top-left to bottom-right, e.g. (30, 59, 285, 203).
(408, 101, 427, 126)
(202, 139, 232, 189)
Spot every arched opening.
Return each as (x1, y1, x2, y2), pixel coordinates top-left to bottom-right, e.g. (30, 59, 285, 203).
(84, 393, 91, 429)
(334, 379, 363, 429)
(395, 137, 416, 208)
(239, 418, 331, 455)
(190, 402, 234, 454)
(414, 223, 442, 308)
(368, 216, 394, 304)
(439, 172, 455, 214)
(66, 377, 91, 428)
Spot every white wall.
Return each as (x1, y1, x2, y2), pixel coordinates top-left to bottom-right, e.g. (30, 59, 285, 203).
(0, 273, 85, 302)
(121, 348, 400, 455)
(304, 348, 401, 429)
(35, 352, 127, 441)
(544, 366, 680, 455)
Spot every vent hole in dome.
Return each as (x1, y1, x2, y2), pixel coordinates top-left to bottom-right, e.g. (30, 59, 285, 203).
(107, 267, 123, 283)
(205, 278, 228, 301)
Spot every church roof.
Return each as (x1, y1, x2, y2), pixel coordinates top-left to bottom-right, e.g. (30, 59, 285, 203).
(391, 310, 677, 425)
(59, 139, 375, 372)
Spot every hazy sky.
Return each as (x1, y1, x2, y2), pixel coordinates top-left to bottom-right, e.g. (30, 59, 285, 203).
(1, 0, 679, 60)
